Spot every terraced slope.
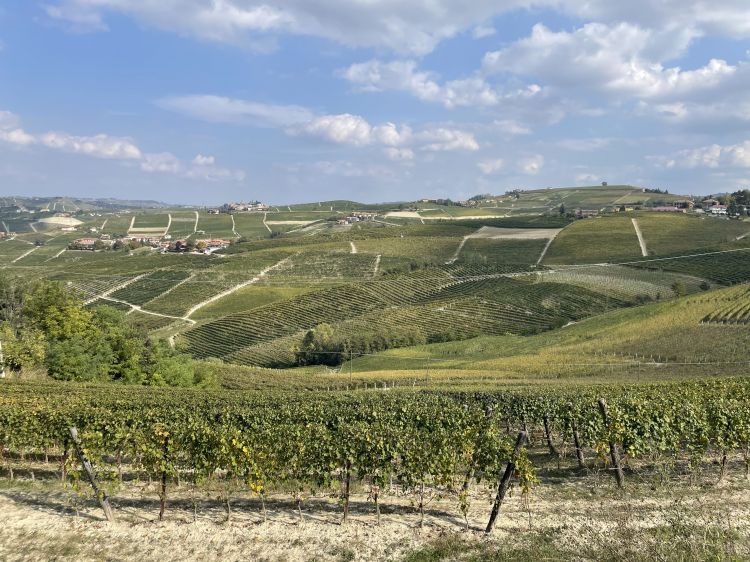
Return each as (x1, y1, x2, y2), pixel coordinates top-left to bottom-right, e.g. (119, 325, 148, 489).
(181, 273, 627, 366)
(701, 285, 750, 324)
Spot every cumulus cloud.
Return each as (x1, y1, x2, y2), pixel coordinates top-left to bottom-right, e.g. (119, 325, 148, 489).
(478, 158, 504, 174)
(656, 141, 750, 169)
(483, 23, 737, 100)
(472, 24, 496, 39)
(43, 1, 750, 55)
(0, 110, 244, 181)
(417, 128, 480, 152)
(39, 132, 143, 160)
(165, 94, 477, 153)
(341, 59, 540, 108)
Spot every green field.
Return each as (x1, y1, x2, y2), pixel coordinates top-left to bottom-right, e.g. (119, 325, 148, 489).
(635, 213, 749, 254)
(543, 215, 643, 264)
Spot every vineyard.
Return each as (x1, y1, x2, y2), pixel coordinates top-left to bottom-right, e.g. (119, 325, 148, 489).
(2, 378, 750, 538)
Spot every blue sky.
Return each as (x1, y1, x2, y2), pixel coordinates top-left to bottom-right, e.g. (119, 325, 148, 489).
(1, 1, 750, 204)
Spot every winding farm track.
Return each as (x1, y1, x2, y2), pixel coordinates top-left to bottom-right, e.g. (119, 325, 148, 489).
(631, 218, 648, 257)
(128, 216, 136, 232)
(164, 214, 172, 236)
(1, 221, 9, 234)
(46, 248, 66, 262)
(350, 241, 358, 254)
(373, 254, 382, 277)
(184, 256, 292, 319)
(193, 211, 199, 234)
(84, 273, 147, 305)
(101, 296, 195, 325)
(231, 214, 240, 238)
(29, 223, 37, 233)
(262, 213, 272, 233)
(101, 218, 108, 230)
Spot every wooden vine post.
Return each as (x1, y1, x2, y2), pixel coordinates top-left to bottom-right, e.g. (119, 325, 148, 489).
(485, 431, 527, 535)
(597, 399, 624, 488)
(568, 403, 586, 468)
(542, 413, 560, 457)
(68, 427, 115, 522)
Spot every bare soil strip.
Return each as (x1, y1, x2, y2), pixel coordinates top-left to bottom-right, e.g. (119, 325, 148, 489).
(231, 214, 239, 238)
(350, 241, 358, 254)
(631, 218, 648, 257)
(193, 211, 199, 234)
(262, 212, 272, 233)
(84, 274, 147, 305)
(445, 236, 469, 265)
(373, 254, 381, 277)
(10, 247, 38, 264)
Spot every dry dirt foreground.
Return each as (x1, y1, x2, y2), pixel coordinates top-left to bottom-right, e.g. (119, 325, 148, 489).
(3, 469, 750, 562)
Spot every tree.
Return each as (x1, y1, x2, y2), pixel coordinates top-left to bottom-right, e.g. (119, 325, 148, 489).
(672, 280, 687, 297)
(559, 203, 566, 216)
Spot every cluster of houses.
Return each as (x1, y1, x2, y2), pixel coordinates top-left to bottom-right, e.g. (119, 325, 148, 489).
(0, 231, 14, 240)
(71, 233, 231, 254)
(336, 213, 377, 225)
(208, 201, 269, 214)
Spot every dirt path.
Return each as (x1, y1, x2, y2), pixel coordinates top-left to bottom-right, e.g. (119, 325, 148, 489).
(193, 211, 199, 234)
(184, 257, 291, 319)
(101, 296, 195, 325)
(372, 254, 381, 277)
(632, 218, 648, 257)
(29, 222, 37, 233)
(84, 273, 147, 305)
(231, 214, 240, 238)
(536, 237, 556, 266)
(46, 248, 66, 262)
(164, 214, 172, 236)
(446, 236, 469, 265)
(350, 241, 358, 254)
(1, 221, 9, 234)
(100, 218, 108, 230)
(11, 246, 38, 264)
(262, 212, 272, 233)
(287, 205, 292, 212)
(127, 216, 135, 232)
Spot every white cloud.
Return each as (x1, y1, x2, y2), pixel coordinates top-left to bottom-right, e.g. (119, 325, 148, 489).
(39, 132, 142, 160)
(158, 95, 314, 127)
(44, 1, 750, 56)
(478, 158, 504, 174)
(657, 141, 750, 169)
(384, 147, 415, 161)
(298, 114, 374, 147)
(483, 23, 736, 100)
(341, 59, 541, 108)
(0, 109, 244, 181)
(519, 154, 544, 174)
(417, 128, 480, 152)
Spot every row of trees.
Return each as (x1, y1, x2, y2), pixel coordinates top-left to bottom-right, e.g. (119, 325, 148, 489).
(0, 274, 210, 386)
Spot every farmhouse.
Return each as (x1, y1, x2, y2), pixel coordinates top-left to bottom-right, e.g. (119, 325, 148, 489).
(576, 208, 599, 218)
(651, 206, 686, 213)
(702, 198, 720, 210)
(71, 237, 97, 250)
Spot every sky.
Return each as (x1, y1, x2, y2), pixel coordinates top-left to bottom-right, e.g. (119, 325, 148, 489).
(1, 2, 750, 205)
